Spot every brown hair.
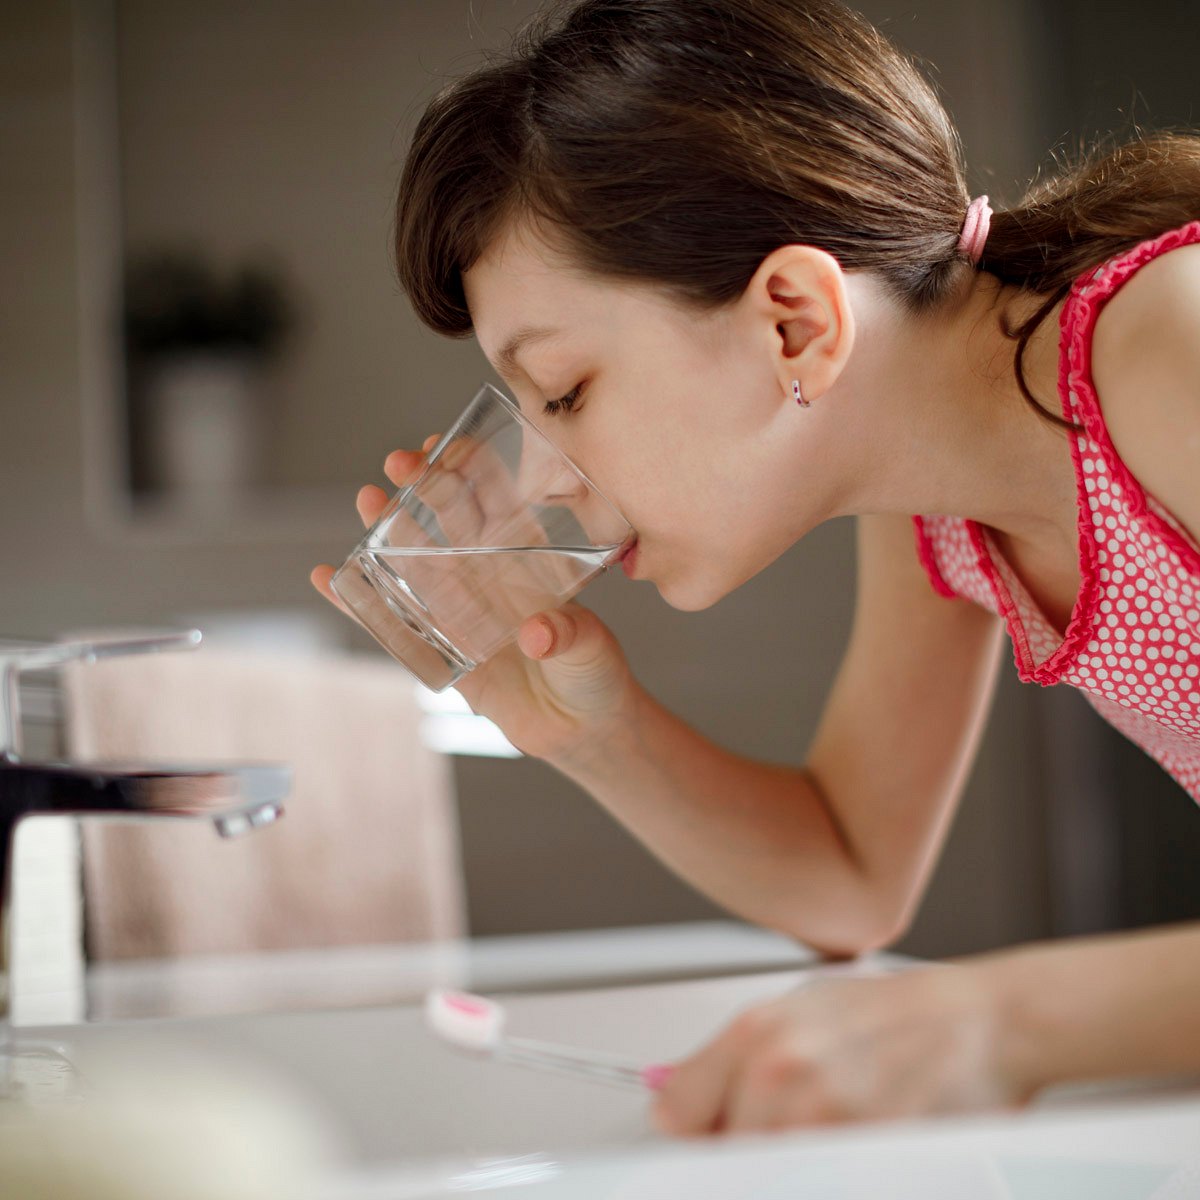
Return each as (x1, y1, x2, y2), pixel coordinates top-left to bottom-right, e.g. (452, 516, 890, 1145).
(395, 0, 1200, 426)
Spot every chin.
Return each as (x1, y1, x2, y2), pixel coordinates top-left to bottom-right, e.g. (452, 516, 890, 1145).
(654, 574, 729, 613)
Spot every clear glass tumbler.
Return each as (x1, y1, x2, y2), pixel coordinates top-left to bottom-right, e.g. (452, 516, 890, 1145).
(331, 383, 634, 692)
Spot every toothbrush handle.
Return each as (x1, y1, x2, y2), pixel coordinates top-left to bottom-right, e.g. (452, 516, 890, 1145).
(499, 1038, 674, 1091)
(498, 1045, 645, 1089)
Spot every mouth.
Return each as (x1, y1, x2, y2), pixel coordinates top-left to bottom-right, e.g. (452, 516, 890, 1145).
(619, 537, 639, 578)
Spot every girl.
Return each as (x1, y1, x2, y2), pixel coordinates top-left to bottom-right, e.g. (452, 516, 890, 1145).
(312, 0, 1200, 1134)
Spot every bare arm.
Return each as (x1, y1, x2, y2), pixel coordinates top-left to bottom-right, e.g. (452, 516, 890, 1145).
(979, 918, 1200, 1092)
(552, 513, 1006, 955)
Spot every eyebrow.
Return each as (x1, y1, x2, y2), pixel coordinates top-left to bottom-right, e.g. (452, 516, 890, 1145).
(495, 325, 561, 378)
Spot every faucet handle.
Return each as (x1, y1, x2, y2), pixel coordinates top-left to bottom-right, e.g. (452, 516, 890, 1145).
(0, 629, 203, 761)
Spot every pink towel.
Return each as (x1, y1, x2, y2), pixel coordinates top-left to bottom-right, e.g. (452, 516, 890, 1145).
(61, 646, 465, 960)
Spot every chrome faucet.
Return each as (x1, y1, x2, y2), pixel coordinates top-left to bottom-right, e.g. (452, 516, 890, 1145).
(0, 630, 290, 1031)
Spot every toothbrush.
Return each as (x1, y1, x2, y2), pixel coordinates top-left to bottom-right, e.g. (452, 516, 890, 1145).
(424, 989, 674, 1092)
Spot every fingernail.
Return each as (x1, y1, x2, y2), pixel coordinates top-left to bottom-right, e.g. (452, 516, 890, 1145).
(641, 1064, 674, 1091)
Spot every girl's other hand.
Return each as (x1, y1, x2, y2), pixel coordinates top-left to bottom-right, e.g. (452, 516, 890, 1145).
(310, 437, 640, 765)
(653, 964, 1032, 1135)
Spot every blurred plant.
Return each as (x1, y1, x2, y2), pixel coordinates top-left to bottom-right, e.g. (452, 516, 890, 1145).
(123, 250, 295, 360)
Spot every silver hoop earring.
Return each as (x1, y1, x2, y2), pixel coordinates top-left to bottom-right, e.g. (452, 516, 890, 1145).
(792, 379, 809, 407)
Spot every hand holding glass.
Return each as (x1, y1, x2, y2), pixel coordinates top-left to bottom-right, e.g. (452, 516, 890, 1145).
(332, 384, 634, 692)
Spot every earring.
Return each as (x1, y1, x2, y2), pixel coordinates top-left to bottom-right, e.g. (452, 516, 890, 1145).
(792, 379, 810, 407)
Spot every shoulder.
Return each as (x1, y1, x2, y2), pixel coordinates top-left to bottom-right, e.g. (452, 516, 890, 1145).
(1090, 240, 1200, 542)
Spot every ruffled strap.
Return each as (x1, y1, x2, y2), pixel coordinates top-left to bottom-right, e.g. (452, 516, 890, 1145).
(1035, 219, 1200, 683)
(1061, 219, 1200, 581)
(911, 516, 958, 599)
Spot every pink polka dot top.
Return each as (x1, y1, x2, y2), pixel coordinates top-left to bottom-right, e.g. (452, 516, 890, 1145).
(913, 219, 1200, 801)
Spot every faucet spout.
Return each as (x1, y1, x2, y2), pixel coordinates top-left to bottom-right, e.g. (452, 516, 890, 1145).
(0, 757, 286, 867)
(0, 631, 290, 1030)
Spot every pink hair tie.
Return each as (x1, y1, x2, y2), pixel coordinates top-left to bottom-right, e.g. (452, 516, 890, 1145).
(957, 194, 992, 265)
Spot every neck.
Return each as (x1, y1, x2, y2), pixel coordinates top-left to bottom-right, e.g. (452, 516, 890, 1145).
(831, 271, 1077, 557)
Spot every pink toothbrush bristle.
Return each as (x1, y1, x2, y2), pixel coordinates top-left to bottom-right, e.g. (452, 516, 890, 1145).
(444, 991, 491, 1016)
(425, 988, 505, 1051)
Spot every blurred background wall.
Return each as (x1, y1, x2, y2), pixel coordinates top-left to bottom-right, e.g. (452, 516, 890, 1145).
(1, 0, 1197, 957)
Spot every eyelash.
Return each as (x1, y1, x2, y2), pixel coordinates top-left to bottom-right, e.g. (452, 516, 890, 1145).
(543, 384, 583, 417)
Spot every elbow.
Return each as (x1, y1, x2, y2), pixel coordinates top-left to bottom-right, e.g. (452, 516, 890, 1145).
(771, 901, 911, 962)
(804, 923, 905, 962)
(852, 902, 912, 955)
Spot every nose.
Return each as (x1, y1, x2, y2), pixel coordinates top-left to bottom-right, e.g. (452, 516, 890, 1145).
(514, 434, 590, 509)
(538, 461, 590, 507)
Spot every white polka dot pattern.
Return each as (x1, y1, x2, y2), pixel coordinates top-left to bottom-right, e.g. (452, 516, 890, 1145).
(913, 220, 1200, 801)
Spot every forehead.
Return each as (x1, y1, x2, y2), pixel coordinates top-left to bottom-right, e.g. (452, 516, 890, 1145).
(463, 221, 595, 356)
(463, 219, 682, 366)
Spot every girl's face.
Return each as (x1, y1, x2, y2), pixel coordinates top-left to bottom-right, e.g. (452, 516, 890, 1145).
(463, 220, 859, 611)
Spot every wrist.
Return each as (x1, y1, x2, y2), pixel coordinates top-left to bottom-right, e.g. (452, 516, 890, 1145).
(970, 944, 1076, 1101)
(545, 677, 650, 780)
(974, 925, 1200, 1095)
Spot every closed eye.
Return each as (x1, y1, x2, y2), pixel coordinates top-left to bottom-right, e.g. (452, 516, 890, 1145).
(543, 384, 583, 417)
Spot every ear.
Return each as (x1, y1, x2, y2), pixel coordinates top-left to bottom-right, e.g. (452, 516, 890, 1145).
(743, 245, 856, 405)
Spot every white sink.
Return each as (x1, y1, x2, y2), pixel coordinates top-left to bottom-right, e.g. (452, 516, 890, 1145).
(17, 946, 1200, 1199)
(331, 1098, 1200, 1200)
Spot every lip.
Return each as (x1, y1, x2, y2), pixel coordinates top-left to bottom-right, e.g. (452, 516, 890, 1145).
(619, 538, 639, 578)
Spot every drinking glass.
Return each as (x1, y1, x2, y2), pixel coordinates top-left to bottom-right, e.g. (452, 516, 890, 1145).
(331, 384, 634, 692)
